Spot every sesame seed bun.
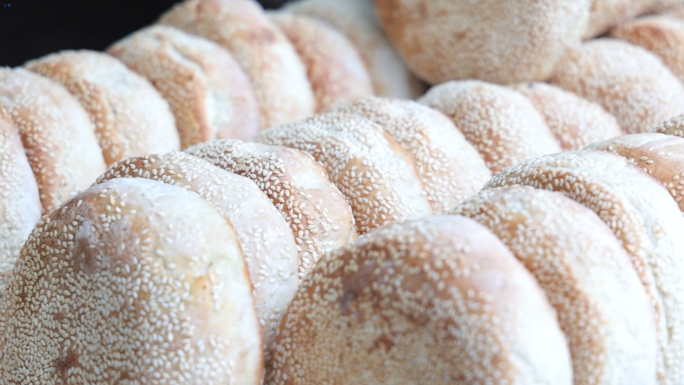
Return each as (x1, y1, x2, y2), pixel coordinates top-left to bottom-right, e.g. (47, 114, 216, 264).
(611, 16, 684, 85)
(330, 96, 491, 213)
(255, 112, 433, 234)
(511, 82, 624, 150)
(158, 0, 315, 128)
(95, 152, 299, 349)
(374, 0, 589, 85)
(419, 80, 562, 173)
(285, 0, 424, 99)
(586, 133, 684, 213)
(24, 50, 180, 165)
(0, 67, 106, 213)
(269, 12, 373, 112)
(654, 113, 684, 136)
(267, 215, 572, 384)
(0, 107, 41, 290)
(0, 177, 263, 384)
(107, 25, 261, 148)
(549, 39, 684, 134)
(453, 185, 657, 385)
(485, 150, 684, 383)
(186, 139, 357, 277)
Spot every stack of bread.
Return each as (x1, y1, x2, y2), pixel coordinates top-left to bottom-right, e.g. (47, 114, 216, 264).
(5, 0, 684, 384)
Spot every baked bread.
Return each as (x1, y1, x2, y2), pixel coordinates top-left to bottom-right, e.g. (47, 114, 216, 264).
(485, 150, 684, 383)
(0, 177, 263, 384)
(549, 39, 684, 134)
(285, 0, 424, 99)
(267, 215, 572, 384)
(611, 16, 684, 84)
(654, 113, 684, 137)
(330, 96, 491, 213)
(107, 25, 261, 148)
(374, 0, 589, 85)
(95, 152, 299, 349)
(186, 139, 357, 277)
(158, 0, 315, 128)
(585, 0, 680, 38)
(586, 133, 684, 213)
(453, 186, 657, 385)
(511, 82, 624, 150)
(419, 80, 562, 173)
(269, 12, 373, 112)
(25, 50, 180, 165)
(255, 112, 433, 234)
(0, 107, 41, 291)
(0, 67, 106, 213)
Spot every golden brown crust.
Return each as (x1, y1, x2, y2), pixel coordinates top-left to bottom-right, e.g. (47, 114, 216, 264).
(330, 96, 491, 213)
(0, 107, 41, 291)
(375, 0, 589, 85)
(285, 0, 424, 99)
(419, 80, 562, 173)
(549, 39, 684, 134)
(268, 215, 572, 384)
(485, 150, 684, 384)
(270, 12, 373, 112)
(0, 178, 263, 384)
(0, 67, 106, 213)
(511, 82, 624, 150)
(158, 0, 315, 128)
(95, 152, 299, 349)
(255, 112, 433, 234)
(611, 16, 684, 84)
(25, 50, 180, 165)
(453, 186, 657, 385)
(586, 133, 684, 213)
(186, 139, 357, 278)
(107, 25, 261, 148)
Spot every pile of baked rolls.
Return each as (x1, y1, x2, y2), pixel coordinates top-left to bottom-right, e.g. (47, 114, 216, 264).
(3, 0, 684, 384)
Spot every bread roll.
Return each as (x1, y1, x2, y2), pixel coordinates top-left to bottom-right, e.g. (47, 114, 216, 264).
(485, 150, 684, 384)
(25, 50, 180, 165)
(0, 107, 41, 291)
(585, 0, 680, 38)
(268, 215, 572, 384)
(0, 177, 263, 384)
(269, 12, 373, 112)
(330, 96, 491, 213)
(511, 82, 624, 150)
(158, 0, 315, 128)
(0, 67, 106, 213)
(186, 139, 357, 277)
(107, 25, 260, 148)
(255, 112, 433, 234)
(549, 39, 684, 134)
(95, 152, 299, 349)
(285, 0, 424, 99)
(611, 16, 684, 84)
(586, 133, 684, 213)
(453, 186, 657, 385)
(374, 0, 589, 85)
(419, 80, 562, 173)
(654, 113, 684, 137)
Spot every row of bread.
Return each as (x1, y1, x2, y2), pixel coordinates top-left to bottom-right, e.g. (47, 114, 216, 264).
(3, 116, 684, 384)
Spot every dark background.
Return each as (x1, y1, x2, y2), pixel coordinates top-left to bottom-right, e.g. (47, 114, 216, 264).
(0, 0, 289, 67)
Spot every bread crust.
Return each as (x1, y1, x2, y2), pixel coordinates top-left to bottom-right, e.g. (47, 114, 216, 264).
(267, 215, 572, 384)
(108, 25, 261, 148)
(0, 178, 263, 384)
(0, 67, 106, 213)
(186, 139, 357, 277)
(485, 150, 684, 383)
(419, 80, 562, 173)
(453, 186, 657, 385)
(255, 112, 432, 234)
(159, 0, 315, 128)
